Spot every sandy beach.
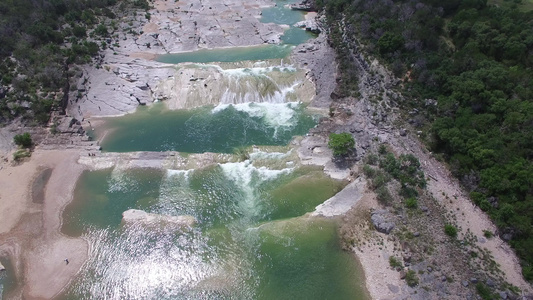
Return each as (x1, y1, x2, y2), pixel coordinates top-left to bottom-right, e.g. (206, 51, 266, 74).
(0, 150, 88, 299)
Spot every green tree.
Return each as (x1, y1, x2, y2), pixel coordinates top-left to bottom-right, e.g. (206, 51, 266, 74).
(328, 132, 355, 156)
(14, 132, 32, 148)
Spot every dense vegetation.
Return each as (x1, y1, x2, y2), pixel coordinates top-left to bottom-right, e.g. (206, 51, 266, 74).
(0, 0, 150, 125)
(318, 0, 533, 280)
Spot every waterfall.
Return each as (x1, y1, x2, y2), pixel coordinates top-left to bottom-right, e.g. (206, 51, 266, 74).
(154, 63, 311, 110)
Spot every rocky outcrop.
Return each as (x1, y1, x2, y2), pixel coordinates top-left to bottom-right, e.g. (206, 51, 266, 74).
(290, 0, 316, 11)
(291, 32, 337, 108)
(370, 209, 395, 234)
(122, 209, 196, 228)
(0, 261, 5, 271)
(312, 178, 365, 217)
(294, 20, 321, 34)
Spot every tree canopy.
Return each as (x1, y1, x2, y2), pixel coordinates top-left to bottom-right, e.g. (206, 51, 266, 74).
(319, 0, 533, 280)
(328, 132, 355, 156)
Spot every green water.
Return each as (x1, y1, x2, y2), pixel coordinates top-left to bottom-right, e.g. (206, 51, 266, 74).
(54, 1, 368, 298)
(60, 161, 367, 299)
(157, 45, 294, 64)
(97, 102, 316, 153)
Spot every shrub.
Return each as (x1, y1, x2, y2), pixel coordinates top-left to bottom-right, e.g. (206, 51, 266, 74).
(363, 165, 376, 178)
(328, 132, 355, 156)
(483, 230, 493, 238)
(376, 186, 393, 205)
(365, 153, 378, 165)
(14, 132, 32, 148)
(405, 197, 418, 209)
(13, 149, 31, 161)
(476, 283, 495, 300)
(389, 256, 402, 268)
(444, 224, 458, 238)
(405, 270, 419, 287)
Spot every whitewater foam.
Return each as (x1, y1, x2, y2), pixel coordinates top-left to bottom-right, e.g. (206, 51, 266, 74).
(212, 102, 302, 130)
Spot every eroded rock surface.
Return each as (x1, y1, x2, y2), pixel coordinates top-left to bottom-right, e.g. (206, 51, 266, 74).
(122, 209, 197, 227)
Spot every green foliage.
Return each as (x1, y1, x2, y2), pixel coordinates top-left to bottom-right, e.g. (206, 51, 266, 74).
(444, 224, 458, 238)
(0, 0, 117, 125)
(378, 32, 404, 54)
(365, 154, 378, 165)
(14, 133, 32, 148)
(328, 132, 355, 156)
(483, 230, 494, 238)
(476, 282, 496, 300)
(319, 0, 533, 279)
(379, 153, 426, 198)
(405, 270, 419, 287)
(405, 197, 418, 209)
(389, 256, 402, 268)
(133, 0, 150, 10)
(376, 186, 393, 205)
(94, 24, 109, 36)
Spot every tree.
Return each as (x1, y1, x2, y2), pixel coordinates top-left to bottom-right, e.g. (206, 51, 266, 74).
(328, 132, 355, 156)
(14, 132, 32, 148)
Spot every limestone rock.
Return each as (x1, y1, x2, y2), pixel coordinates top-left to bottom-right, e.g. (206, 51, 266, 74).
(0, 262, 5, 271)
(370, 209, 395, 234)
(122, 209, 196, 228)
(294, 20, 321, 34)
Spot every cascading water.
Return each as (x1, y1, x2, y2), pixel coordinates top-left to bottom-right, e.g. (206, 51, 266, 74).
(56, 1, 369, 299)
(153, 63, 305, 110)
(61, 152, 366, 299)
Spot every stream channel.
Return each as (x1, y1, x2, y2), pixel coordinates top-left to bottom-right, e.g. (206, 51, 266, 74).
(56, 1, 368, 299)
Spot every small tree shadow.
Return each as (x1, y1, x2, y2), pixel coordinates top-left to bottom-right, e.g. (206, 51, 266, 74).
(332, 149, 357, 168)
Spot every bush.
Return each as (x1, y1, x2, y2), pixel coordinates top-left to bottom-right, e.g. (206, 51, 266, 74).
(483, 230, 493, 238)
(476, 283, 495, 300)
(405, 270, 419, 287)
(389, 256, 402, 268)
(363, 165, 376, 178)
(376, 186, 393, 205)
(13, 149, 31, 161)
(328, 132, 355, 156)
(444, 224, 458, 238)
(405, 197, 418, 209)
(14, 133, 32, 148)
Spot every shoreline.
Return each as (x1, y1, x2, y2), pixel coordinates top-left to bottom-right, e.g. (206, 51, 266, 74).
(0, 150, 89, 299)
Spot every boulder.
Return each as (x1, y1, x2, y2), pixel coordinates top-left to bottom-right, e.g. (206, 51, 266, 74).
(371, 209, 395, 234)
(0, 262, 5, 271)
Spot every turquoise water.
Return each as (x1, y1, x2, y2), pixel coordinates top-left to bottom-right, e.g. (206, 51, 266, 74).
(97, 102, 317, 153)
(60, 162, 367, 299)
(157, 45, 295, 64)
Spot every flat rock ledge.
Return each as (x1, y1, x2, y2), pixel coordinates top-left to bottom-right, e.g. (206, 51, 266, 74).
(370, 209, 395, 234)
(122, 209, 196, 227)
(312, 177, 365, 217)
